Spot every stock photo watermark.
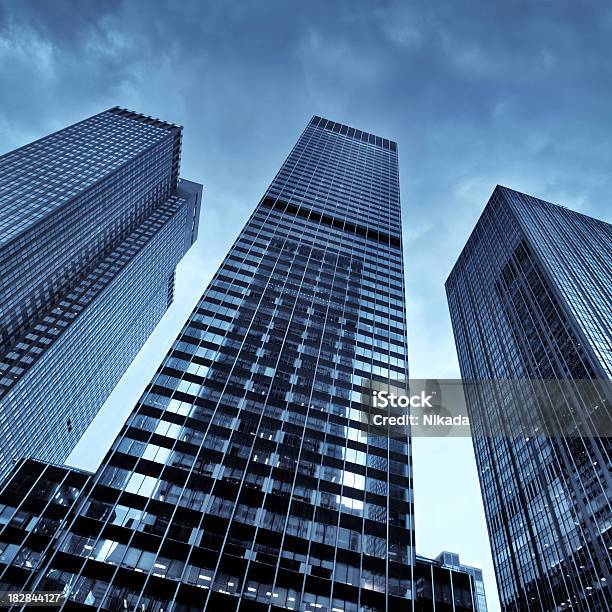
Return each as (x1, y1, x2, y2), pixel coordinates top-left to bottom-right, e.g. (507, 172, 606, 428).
(359, 379, 611, 439)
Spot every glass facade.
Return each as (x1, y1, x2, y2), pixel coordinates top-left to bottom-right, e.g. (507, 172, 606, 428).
(446, 186, 611, 610)
(0, 116, 418, 611)
(432, 552, 487, 612)
(415, 552, 483, 612)
(0, 108, 202, 478)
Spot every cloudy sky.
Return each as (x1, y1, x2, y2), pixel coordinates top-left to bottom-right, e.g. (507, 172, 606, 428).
(2, 1, 612, 608)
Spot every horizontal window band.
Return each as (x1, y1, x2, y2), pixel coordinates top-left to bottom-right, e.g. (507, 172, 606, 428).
(259, 197, 401, 248)
(310, 115, 397, 152)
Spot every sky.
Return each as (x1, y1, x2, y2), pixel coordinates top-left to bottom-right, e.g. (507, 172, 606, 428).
(2, 1, 612, 609)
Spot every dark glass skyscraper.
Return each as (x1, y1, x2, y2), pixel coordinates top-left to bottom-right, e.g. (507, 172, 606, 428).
(0, 108, 202, 478)
(446, 186, 611, 610)
(0, 117, 418, 611)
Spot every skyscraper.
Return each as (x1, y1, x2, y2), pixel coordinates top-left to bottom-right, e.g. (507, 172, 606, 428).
(0, 108, 202, 478)
(0, 116, 418, 611)
(446, 186, 611, 610)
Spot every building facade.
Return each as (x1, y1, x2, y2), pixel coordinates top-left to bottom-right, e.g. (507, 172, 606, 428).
(432, 552, 487, 612)
(415, 552, 485, 612)
(446, 186, 611, 610)
(0, 108, 202, 478)
(0, 117, 416, 611)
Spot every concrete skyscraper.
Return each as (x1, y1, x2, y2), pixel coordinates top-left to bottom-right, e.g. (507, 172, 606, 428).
(0, 108, 202, 478)
(446, 186, 611, 610)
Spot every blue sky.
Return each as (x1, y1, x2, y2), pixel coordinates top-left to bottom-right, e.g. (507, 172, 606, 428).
(2, 1, 612, 609)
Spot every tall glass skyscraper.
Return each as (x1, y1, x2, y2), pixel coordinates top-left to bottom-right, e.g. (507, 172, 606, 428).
(0, 108, 202, 478)
(446, 186, 611, 610)
(0, 116, 422, 611)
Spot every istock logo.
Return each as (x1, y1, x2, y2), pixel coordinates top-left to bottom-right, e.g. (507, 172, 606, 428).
(372, 390, 435, 408)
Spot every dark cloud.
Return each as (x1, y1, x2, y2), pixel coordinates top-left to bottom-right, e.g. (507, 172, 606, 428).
(2, 2, 611, 608)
